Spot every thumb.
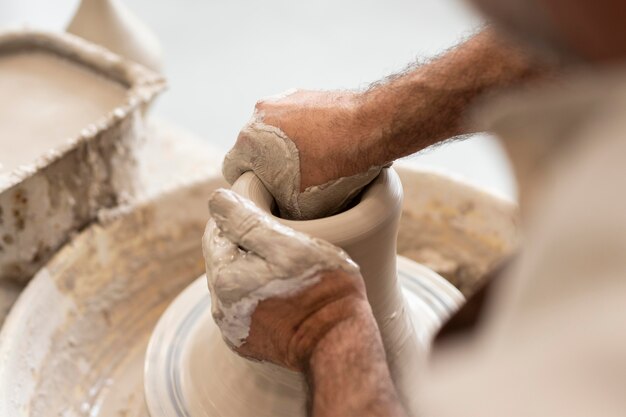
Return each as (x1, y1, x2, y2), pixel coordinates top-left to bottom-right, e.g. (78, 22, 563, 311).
(208, 188, 305, 261)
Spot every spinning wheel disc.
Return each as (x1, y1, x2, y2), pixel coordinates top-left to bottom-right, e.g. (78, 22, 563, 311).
(144, 256, 463, 417)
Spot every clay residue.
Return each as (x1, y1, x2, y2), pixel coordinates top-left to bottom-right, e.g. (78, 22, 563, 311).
(0, 29, 167, 193)
(393, 166, 520, 298)
(0, 179, 212, 417)
(0, 30, 166, 284)
(0, 280, 22, 327)
(0, 51, 127, 175)
(0, 169, 518, 417)
(0, 112, 141, 284)
(203, 188, 359, 346)
(222, 121, 382, 220)
(397, 204, 517, 297)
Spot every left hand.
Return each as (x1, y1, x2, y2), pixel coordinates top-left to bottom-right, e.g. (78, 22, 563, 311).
(203, 188, 374, 371)
(222, 89, 385, 220)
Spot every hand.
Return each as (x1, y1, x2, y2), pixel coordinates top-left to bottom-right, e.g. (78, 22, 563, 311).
(240, 269, 373, 371)
(203, 188, 374, 371)
(222, 90, 387, 220)
(253, 89, 380, 190)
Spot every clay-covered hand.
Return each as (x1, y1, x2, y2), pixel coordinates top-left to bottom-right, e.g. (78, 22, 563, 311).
(222, 89, 386, 220)
(203, 188, 374, 370)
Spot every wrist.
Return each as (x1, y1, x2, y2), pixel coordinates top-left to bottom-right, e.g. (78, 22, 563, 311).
(305, 301, 379, 371)
(305, 304, 407, 417)
(287, 293, 373, 370)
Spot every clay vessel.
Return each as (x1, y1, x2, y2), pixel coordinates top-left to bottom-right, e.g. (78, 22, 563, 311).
(145, 167, 426, 416)
(230, 167, 421, 402)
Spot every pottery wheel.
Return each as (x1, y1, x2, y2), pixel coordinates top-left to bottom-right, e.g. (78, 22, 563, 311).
(144, 256, 463, 417)
(0, 166, 518, 417)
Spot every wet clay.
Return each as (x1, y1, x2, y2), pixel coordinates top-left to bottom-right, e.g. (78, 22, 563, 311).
(223, 122, 383, 220)
(177, 168, 424, 416)
(181, 167, 519, 417)
(0, 167, 518, 417)
(0, 51, 127, 174)
(0, 30, 165, 284)
(203, 189, 360, 346)
(145, 259, 465, 417)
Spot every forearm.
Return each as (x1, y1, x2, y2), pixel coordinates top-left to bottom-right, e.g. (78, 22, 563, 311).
(305, 307, 408, 417)
(356, 27, 554, 166)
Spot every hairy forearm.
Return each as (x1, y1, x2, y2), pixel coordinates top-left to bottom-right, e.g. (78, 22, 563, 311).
(355, 27, 553, 166)
(305, 308, 408, 417)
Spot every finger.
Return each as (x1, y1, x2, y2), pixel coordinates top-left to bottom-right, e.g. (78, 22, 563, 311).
(251, 107, 264, 123)
(204, 217, 277, 303)
(208, 188, 270, 245)
(209, 190, 319, 265)
(202, 218, 239, 283)
(211, 253, 274, 305)
(208, 188, 310, 261)
(222, 131, 255, 184)
(223, 123, 293, 184)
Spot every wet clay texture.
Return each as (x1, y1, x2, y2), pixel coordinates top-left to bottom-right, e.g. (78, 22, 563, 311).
(223, 122, 383, 220)
(0, 119, 222, 328)
(172, 167, 519, 417)
(395, 165, 519, 297)
(0, 52, 126, 174)
(0, 167, 518, 417)
(0, 177, 227, 417)
(203, 189, 360, 347)
(0, 30, 165, 284)
(230, 169, 417, 386)
(145, 168, 424, 417)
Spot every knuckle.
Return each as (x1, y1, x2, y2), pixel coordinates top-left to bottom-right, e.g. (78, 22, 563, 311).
(235, 130, 252, 146)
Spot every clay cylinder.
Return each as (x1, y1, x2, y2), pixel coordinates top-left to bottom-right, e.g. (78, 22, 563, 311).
(231, 167, 420, 410)
(146, 168, 425, 417)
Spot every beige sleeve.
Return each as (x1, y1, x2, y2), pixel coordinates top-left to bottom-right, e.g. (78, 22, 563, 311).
(417, 116, 626, 417)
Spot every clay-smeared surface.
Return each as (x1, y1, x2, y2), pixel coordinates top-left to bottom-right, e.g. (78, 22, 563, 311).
(145, 259, 464, 417)
(203, 188, 360, 346)
(0, 30, 166, 284)
(0, 167, 519, 417)
(223, 121, 382, 220)
(0, 177, 227, 417)
(172, 168, 429, 416)
(0, 51, 127, 174)
(396, 166, 519, 297)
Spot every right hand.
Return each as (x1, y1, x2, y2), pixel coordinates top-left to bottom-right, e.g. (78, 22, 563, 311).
(203, 188, 374, 370)
(222, 89, 388, 219)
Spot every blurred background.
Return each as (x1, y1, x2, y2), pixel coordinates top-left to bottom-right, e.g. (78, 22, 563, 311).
(0, 0, 517, 200)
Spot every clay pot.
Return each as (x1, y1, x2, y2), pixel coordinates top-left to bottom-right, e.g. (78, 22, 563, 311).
(145, 168, 446, 416)
(231, 168, 421, 404)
